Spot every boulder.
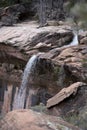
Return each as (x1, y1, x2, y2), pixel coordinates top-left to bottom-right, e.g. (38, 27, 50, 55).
(79, 31, 87, 45)
(0, 109, 81, 130)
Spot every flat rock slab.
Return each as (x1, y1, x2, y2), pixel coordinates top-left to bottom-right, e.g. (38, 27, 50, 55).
(0, 21, 73, 55)
(47, 82, 86, 108)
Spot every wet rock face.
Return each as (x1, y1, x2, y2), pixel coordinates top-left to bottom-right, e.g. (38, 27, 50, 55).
(0, 109, 80, 130)
(31, 88, 52, 106)
(29, 57, 61, 94)
(0, 62, 23, 115)
(0, 79, 20, 115)
(22, 58, 60, 107)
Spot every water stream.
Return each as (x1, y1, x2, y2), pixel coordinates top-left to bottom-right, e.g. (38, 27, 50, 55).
(13, 55, 38, 109)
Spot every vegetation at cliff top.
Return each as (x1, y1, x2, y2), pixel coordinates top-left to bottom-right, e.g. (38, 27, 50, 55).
(0, 0, 31, 7)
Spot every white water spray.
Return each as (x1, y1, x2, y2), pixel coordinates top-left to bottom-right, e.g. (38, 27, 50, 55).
(13, 55, 38, 109)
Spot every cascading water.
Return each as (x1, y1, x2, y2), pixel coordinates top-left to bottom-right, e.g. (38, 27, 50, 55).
(60, 31, 79, 49)
(70, 32, 78, 46)
(13, 55, 38, 109)
(68, 29, 83, 46)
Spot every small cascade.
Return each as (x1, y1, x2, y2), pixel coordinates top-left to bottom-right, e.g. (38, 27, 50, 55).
(13, 55, 38, 110)
(70, 32, 78, 46)
(61, 32, 79, 49)
(69, 29, 83, 46)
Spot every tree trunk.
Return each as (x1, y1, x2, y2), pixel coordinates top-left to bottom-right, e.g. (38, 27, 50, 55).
(39, 0, 65, 25)
(39, 0, 47, 26)
(57, 0, 64, 20)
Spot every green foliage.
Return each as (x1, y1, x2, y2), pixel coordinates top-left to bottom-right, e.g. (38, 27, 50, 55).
(53, 66, 60, 81)
(65, 113, 79, 125)
(71, 3, 87, 24)
(30, 104, 48, 113)
(65, 1, 87, 29)
(65, 111, 87, 130)
(0, 0, 13, 7)
(82, 59, 87, 68)
(0, 0, 32, 7)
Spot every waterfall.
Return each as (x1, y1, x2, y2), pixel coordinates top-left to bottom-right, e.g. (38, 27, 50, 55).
(69, 29, 83, 46)
(13, 55, 38, 109)
(69, 32, 78, 46)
